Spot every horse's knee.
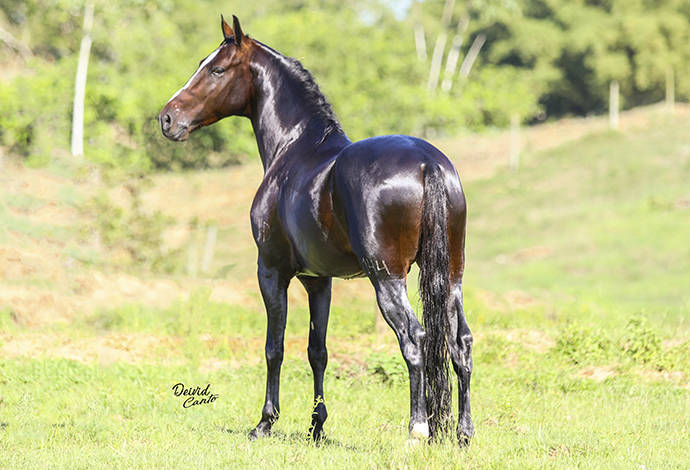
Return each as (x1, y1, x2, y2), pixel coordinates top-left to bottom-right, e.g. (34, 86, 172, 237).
(307, 345, 328, 370)
(265, 344, 284, 369)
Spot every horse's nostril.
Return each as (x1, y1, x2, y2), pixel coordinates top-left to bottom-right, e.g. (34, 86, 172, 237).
(161, 113, 172, 132)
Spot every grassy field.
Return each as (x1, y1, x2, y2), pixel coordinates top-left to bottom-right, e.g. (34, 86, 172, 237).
(1, 106, 689, 468)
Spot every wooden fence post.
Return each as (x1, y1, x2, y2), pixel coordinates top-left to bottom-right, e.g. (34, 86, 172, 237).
(201, 225, 218, 275)
(509, 113, 521, 170)
(609, 80, 619, 130)
(666, 67, 675, 111)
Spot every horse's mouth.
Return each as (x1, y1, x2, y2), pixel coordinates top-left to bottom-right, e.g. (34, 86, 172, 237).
(163, 125, 190, 142)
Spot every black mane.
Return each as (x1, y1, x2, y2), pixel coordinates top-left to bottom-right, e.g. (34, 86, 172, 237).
(255, 40, 344, 138)
(282, 56, 344, 137)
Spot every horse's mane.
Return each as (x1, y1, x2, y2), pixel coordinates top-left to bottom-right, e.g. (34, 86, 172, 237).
(254, 40, 344, 138)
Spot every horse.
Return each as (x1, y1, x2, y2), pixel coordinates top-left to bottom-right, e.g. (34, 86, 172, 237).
(159, 15, 474, 446)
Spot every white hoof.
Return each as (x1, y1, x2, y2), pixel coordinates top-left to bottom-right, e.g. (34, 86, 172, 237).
(410, 422, 430, 439)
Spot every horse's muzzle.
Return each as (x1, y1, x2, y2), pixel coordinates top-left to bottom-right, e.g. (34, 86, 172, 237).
(159, 106, 190, 142)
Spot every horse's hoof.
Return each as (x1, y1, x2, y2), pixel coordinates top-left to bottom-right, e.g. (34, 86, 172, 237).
(248, 425, 271, 441)
(309, 424, 324, 443)
(457, 432, 472, 447)
(457, 420, 474, 447)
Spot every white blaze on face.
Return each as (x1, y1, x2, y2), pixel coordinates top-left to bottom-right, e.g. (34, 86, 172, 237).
(167, 46, 222, 103)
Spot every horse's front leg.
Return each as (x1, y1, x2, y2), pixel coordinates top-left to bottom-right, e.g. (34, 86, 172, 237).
(249, 258, 291, 440)
(298, 275, 332, 441)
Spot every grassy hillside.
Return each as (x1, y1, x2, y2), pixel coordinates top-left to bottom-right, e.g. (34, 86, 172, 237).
(464, 111, 690, 335)
(1, 106, 688, 468)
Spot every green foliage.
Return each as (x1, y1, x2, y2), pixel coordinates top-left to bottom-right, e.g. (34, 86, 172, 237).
(0, 59, 73, 164)
(555, 323, 614, 365)
(80, 178, 177, 271)
(2, 0, 688, 169)
(0, 307, 16, 331)
(554, 314, 689, 373)
(486, 0, 690, 116)
(620, 314, 663, 366)
(367, 352, 408, 384)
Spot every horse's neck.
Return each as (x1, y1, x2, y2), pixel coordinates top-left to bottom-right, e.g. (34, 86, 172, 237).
(249, 49, 347, 171)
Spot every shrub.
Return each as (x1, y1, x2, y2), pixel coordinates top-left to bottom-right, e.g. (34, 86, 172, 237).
(619, 314, 663, 366)
(555, 323, 613, 365)
(367, 352, 408, 385)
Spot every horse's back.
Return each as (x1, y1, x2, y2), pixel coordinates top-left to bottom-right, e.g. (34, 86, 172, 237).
(334, 135, 463, 193)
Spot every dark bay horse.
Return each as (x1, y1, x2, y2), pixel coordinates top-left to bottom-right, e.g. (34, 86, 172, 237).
(159, 15, 473, 445)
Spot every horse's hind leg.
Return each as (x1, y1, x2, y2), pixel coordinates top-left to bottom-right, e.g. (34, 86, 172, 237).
(447, 283, 474, 445)
(249, 259, 291, 440)
(371, 276, 429, 440)
(298, 275, 332, 441)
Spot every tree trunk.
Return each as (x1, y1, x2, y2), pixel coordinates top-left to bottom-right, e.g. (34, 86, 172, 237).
(427, 33, 447, 92)
(414, 24, 427, 62)
(459, 33, 486, 78)
(441, 35, 464, 92)
(71, 2, 95, 158)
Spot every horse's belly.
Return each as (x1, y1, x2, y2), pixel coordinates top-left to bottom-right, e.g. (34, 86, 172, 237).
(284, 201, 364, 279)
(292, 234, 365, 279)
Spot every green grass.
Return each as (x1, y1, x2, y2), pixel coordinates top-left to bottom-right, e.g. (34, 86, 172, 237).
(1, 113, 689, 468)
(1, 328, 687, 469)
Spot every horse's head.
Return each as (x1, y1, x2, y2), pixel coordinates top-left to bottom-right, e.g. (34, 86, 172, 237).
(159, 15, 253, 141)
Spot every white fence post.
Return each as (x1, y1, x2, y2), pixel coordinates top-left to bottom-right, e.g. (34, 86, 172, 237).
(609, 80, 619, 130)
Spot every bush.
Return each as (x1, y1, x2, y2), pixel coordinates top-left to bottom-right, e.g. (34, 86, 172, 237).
(80, 176, 180, 272)
(619, 314, 662, 366)
(555, 323, 614, 365)
(367, 352, 408, 385)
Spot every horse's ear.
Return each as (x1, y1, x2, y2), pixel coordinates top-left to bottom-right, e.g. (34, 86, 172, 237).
(221, 15, 233, 42)
(232, 15, 244, 46)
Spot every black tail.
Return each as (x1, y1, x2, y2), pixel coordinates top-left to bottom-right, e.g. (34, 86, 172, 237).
(419, 163, 453, 439)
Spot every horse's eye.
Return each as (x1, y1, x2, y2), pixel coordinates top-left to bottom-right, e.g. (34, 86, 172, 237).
(211, 67, 225, 76)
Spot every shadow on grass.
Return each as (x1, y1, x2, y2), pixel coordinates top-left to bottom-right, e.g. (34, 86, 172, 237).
(220, 427, 360, 451)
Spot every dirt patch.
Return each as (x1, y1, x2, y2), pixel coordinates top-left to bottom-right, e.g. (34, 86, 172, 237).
(475, 289, 541, 312)
(511, 246, 553, 263)
(502, 328, 555, 353)
(635, 369, 688, 389)
(0, 286, 74, 326)
(578, 365, 618, 382)
(504, 290, 540, 309)
(0, 249, 198, 326)
(0, 332, 182, 365)
(198, 357, 231, 373)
